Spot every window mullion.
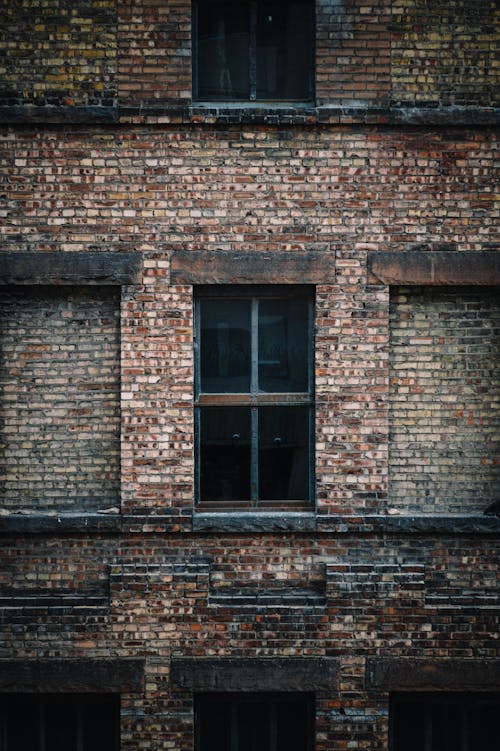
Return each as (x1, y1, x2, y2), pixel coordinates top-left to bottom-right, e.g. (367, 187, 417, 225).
(249, 1, 257, 100)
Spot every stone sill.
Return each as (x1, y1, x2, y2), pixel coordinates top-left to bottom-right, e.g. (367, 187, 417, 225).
(0, 513, 498, 536)
(1, 104, 498, 127)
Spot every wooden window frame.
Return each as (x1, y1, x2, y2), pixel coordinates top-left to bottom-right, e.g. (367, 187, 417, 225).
(194, 285, 315, 511)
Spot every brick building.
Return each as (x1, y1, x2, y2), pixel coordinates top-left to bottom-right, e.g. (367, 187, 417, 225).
(0, 1, 499, 749)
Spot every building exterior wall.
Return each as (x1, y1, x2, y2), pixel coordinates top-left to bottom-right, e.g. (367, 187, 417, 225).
(0, 1, 498, 749)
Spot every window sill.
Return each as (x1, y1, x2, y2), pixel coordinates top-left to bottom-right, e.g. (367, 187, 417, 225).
(193, 511, 316, 533)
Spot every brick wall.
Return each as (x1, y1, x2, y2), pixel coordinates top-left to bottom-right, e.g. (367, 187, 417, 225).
(0, 286, 121, 511)
(391, 0, 499, 107)
(1, 0, 498, 111)
(0, 0, 117, 108)
(389, 287, 500, 513)
(1, 534, 497, 750)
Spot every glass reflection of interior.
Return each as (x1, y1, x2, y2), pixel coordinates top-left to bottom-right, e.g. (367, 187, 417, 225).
(200, 407, 251, 501)
(200, 299, 251, 393)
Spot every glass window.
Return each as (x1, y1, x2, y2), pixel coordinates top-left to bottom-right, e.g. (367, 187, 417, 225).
(0, 694, 120, 751)
(196, 693, 314, 751)
(194, 0, 314, 101)
(195, 287, 314, 511)
(390, 693, 500, 751)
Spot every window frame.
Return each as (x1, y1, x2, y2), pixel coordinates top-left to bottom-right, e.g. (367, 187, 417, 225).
(195, 691, 315, 751)
(192, 0, 315, 103)
(194, 285, 315, 511)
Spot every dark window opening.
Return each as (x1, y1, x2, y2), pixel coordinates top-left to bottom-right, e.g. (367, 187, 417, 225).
(193, 0, 314, 101)
(196, 693, 314, 751)
(0, 694, 120, 751)
(390, 693, 500, 751)
(195, 286, 314, 511)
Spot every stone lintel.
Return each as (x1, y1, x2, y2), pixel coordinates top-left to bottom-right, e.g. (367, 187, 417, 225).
(170, 657, 338, 691)
(0, 251, 141, 285)
(367, 659, 500, 690)
(171, 250, 335, 285)
(0, 659, 145, 693)
(368, 250, 500, 286)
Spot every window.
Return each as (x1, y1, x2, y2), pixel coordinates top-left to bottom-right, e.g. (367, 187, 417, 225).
(195, 693, 314, 751)
(193, 0, 314, 101)
(0, 694, 120, 751)
(390, 693, 500, 751)
(195, 286, 314, 511)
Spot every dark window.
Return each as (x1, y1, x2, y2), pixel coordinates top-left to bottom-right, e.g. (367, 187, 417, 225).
(0, 694, 120, 751)
(390, 693, 500, 751)
(196, 693, 314, 751)
(193, 0, 314, 101)
(195, 286, 314, 511)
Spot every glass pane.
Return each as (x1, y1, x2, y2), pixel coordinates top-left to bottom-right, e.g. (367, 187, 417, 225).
(200, 299, 251, 393)
(431, 703, 462, 751)
(82, 695, 119, 751)
(2, 695, 39, 751)
(258, 298, 309, 392)
(200, 407, 251, 501)
(197, 2, 250, 99)
(469, 698, 499, 751)
(391, 702, 424, 751)
(276, 699, 311, 751)
(256, 1, 313, 100)
(198, 699, 231, 751)
(258, 407, 309, 500)
(238, 701, 270, 751)
(45, 697, 78, 751)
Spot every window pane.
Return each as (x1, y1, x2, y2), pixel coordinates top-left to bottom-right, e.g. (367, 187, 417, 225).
(45, 697, 78, 751)
(256, 1, 313, 99)
(469, 698, 498, 750)
(276, 699, 311, 751)
(197, 2, 250, 99)
(198, 699, 232, 751)
(431, 703, 461, 751)
(200, 299, 251, 392)
(82, 695, 120, 751)
(238, 701, 270, 751)
(391, 701, 424, 751)
(200, 407, 251, 501)
(258, 407, 309, 500)
(1, 695, 39, 751)
(258, 298, 309, 392)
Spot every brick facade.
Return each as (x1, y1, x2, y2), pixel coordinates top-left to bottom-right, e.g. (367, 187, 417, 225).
(0, 1, 498, 749)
